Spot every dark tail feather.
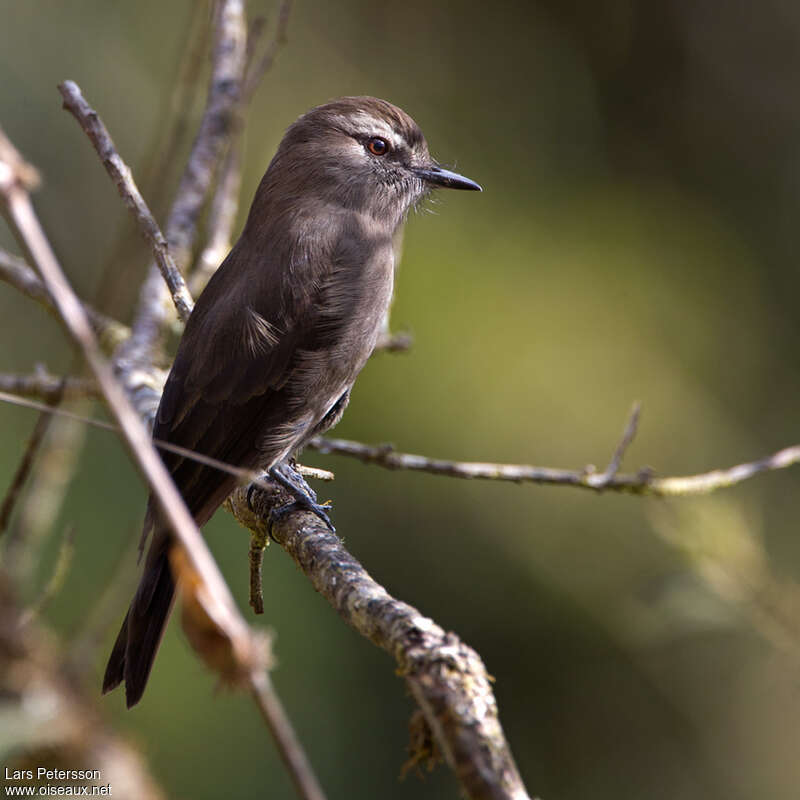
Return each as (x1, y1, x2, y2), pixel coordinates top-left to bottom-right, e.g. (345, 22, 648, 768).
(102, 609, 129, 694)
(103, 532, 176, 708)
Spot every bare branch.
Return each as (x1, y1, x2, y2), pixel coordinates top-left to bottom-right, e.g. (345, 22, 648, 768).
(228, 482, 530, 800)
(0, 247, 130, 350)
(643, 446, 800, 495)
(58, 81, 194, 323)
(0, 369, 100, 402)
(0, 390, 333, 493)
(0, 246, 52, 304)
(309, 434, 800, 497)
(249, 670, 328, 800)
(3, 378, 795, 505)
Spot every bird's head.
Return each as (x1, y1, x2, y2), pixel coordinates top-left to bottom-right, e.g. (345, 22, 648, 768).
(265, 96, 481, 227)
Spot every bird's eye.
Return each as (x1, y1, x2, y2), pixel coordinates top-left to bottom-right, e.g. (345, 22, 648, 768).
(367, 137, 389, 156)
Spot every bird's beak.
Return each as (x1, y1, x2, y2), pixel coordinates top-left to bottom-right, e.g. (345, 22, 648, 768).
(414, 164, 482, 191)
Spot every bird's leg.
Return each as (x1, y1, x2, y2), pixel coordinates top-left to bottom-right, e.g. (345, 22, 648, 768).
(267, 460, 335, 535)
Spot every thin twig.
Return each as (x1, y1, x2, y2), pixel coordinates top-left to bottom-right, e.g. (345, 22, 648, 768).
(58, 82, 194, 323)
(0, 246, 53, 304)
(310, 435, 800, 497)
(0, 247, 130, 349)
(0, 380, 64, 537)
(249, 535, 266, 614)
(249, 670, 328, 800)
(1, 385, 795, 501)
(0, 369, 100, 402)
(594, 401, 641, 486)
(0, 389, 332, 494)
(229, 482, 530, 800)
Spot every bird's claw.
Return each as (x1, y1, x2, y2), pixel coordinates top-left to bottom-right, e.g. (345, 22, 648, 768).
(265, 462, 335, 539)
(267, 497, 335, 540)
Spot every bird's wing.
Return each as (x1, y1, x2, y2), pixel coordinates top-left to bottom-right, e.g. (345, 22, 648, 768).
(151, 240, 322, 523)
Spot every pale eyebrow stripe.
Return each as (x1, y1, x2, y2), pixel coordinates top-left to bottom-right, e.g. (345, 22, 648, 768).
(333, 113, 407, 150)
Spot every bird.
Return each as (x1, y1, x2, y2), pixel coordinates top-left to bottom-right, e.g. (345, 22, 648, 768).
(103, 96, 481, 708)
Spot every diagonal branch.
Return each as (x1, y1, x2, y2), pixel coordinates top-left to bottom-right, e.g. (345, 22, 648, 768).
(228, 482, 531, 800)
(58, 81, 194, 323)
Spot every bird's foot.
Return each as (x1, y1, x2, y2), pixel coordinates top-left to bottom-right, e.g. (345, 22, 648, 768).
(266, 461, 335, 537)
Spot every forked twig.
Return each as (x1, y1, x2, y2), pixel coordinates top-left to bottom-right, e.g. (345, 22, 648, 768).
(1, 385, 795, 503)
(58, 81, 194, 323)
(310, 432, 800, 497)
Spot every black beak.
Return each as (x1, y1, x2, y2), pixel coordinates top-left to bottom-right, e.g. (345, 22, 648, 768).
(414, 164, 482, 191)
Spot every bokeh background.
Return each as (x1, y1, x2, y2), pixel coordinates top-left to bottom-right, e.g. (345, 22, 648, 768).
(2, 1, 800, 798)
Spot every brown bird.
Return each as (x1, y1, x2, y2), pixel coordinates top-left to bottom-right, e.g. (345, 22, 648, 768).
(103, 96, 481, 707)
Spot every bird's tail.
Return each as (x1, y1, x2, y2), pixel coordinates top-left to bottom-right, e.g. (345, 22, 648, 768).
(102, 528, 175, 708)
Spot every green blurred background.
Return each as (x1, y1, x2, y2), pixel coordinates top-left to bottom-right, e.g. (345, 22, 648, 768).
(2, 1, 800, 798)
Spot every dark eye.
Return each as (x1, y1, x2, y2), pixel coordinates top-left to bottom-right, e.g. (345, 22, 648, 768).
(367, 137, 389, 156)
